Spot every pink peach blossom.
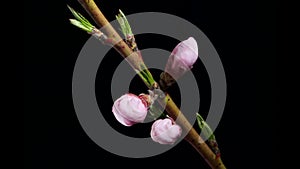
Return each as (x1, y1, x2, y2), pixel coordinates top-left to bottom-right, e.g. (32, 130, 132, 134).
(150, 118, 182, 144)
(112, 93, 148, 126)
(165, 37, 198, 80)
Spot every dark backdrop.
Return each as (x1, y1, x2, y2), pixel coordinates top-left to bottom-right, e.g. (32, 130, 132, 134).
(24, 0, 279, 168)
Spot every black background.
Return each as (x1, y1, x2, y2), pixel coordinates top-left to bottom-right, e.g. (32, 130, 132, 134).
(24, 0, 279, 168)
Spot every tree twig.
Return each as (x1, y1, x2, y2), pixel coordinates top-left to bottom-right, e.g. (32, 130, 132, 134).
(76, 1, 226, 168)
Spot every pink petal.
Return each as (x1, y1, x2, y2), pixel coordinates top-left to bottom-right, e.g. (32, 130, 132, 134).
(182, 37, 198, 56)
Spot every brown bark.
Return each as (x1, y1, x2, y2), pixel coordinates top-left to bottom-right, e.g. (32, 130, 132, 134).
(78, 0, 142, 71)
(161, 94, 226, 169)
(77, 1, 226, 168)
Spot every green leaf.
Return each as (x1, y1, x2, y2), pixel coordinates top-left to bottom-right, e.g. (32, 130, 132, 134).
(77, 12, 94, 28)
(69, 19, 90, 32)
(67, 5, 94, 33)
(139, 64, 155, 86)
(116, 9, 133, 38)
(119, 9, 133, 35)
(196, 113, 216, 140)
(135, 69, 150, 87)
(116, 14, 127, 37)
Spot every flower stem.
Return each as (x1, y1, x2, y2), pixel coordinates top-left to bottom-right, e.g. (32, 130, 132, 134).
(76, 1, 226, 168)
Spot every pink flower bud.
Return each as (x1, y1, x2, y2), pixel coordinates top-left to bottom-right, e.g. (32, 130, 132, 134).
(112, 93, 148, 126)
(165, 37, 198, 80)
(150, 118, 182, 144)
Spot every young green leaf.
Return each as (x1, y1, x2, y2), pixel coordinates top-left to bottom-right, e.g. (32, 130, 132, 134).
(67, 5, 94, 33)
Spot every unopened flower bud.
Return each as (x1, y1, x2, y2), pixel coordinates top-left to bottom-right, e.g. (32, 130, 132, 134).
(112, 93, 148, 126)
(150, 118, 182, 144)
